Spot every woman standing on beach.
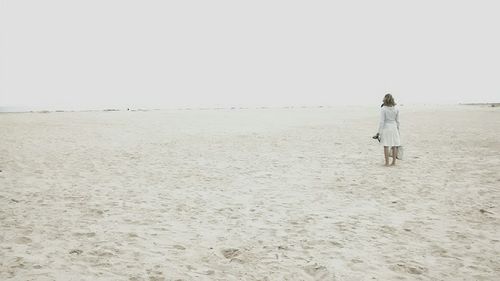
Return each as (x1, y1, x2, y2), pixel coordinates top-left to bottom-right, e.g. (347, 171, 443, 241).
(377, 94, 401, 166)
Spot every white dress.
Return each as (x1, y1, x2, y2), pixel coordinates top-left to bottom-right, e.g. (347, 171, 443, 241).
(378, 106, 401, 147)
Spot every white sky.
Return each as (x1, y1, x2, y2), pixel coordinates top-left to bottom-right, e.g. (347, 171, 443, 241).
(1, 0, 499, 109)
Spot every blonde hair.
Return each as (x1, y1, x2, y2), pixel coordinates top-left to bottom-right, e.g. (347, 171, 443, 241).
(383, 94, 396, 107)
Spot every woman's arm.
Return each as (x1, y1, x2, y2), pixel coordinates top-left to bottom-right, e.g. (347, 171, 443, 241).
(396, 109, 400, 131)
(378, 108, 385, 134)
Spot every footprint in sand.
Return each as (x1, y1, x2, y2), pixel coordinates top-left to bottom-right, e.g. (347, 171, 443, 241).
(173, 245, 186, 250)
(146, 268, 166, 281)
(390, 262, 428, 275)
(73, 232, 96, 238)
(89, 247, 120, 257)
(329, 241, 344, 248)
(128, 232, 139, 238)
(303, 263, 334, 280)
(69, 249, 83, 255)
(221, 248, 240, 259)
(15, 236, 32, 244)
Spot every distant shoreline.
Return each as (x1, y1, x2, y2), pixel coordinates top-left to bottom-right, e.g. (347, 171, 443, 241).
(1, 103, 498, 113)
(0, 106, 332, 114)
(459, 103, 499, 107)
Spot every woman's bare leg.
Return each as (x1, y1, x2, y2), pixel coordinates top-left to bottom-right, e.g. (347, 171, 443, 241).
(391, 146, 398, 166)
(384, 146, 390, 166)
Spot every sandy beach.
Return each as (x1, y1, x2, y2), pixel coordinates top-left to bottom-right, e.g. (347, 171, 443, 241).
(1, 105, 499, 280)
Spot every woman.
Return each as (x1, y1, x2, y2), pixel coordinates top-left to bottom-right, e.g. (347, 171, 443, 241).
(377, 94, 401, 166)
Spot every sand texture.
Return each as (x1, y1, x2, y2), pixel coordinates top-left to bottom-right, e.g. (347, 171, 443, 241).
(1, 105, 499, 280)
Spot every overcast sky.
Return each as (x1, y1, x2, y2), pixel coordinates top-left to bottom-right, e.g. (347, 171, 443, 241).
(1, 0, 499, 109)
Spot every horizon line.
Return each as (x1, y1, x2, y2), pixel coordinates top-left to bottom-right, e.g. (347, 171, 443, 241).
(1, 102, 499, 113)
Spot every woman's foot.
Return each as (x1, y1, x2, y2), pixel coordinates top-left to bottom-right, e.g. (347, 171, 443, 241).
(391, 162, 396, 166)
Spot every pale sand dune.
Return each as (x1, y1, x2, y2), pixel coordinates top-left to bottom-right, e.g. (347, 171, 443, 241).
(0, 105, 499, 280)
